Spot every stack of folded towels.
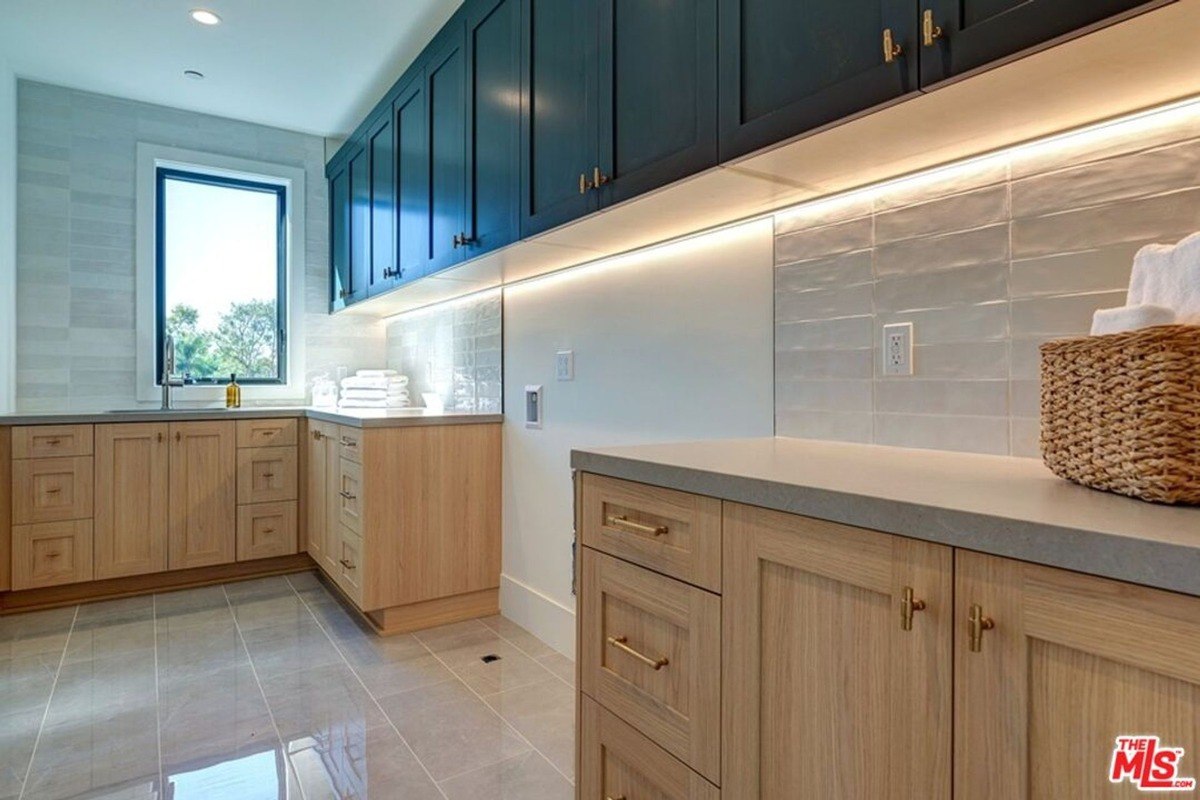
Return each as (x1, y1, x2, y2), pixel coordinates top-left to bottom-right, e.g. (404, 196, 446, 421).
(338, 369, 411, 409)
(1091, 232, 1200, 334)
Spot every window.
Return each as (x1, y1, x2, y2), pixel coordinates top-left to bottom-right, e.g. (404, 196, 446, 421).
(155, 168, 287, 385)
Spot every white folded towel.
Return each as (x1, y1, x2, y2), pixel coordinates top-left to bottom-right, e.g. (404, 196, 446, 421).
(1127, 232, 1200, 318)
(338, 397, 411, 409)
(340, 388, 409, 400)
(1090, 304, 1176, 336)
(356, 369, 398, 377)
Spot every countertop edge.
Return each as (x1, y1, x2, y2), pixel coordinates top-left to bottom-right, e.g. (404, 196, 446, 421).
(571, 449, 1200, 598)
(0, 409, 504, 429)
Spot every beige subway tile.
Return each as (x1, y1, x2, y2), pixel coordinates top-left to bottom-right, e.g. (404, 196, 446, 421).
(1011, 119, 1200, 179)
(875, 303, 1009, 345)
(776, 379, 873, 413)
(776, 410, 873, 443)
(775, 250, 873, 292)
(909, 341, 1008, 380)
(1010, 378, 1041, 417)
(874, 413, 1010, 455)
(775, 282, 873, 322)
(1009, 243, 1140, 298)
(1010, 291, 1125, 337)
(1012, 189, 1200, 258)
(875, 224, 1009, 276)
(875, 379, 1008, 416)
(776, 348, 873, 380)
(1011, 335, 1058, 380)
(776, 316, 874, 351)
(1010, 417, 1042, 458)
(774, 194, 873, 236)
(875, 185, 1009, 244)
(774, 216, 873, 264)
(875, 262, 1008, 312)
(874, 160, 1008, 210)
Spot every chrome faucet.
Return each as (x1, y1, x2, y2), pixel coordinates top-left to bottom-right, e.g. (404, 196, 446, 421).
(161, 335, 183, 409)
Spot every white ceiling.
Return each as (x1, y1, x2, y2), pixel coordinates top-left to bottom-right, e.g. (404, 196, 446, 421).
(0, 0, 463, 138)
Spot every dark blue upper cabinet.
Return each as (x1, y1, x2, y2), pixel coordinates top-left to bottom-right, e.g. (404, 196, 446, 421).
(520, 0, 600, 238)
(597, 0, 718, 205)
(394, 75, 429, 284)
(920, 0, 1164, 86)
(365, 112, 397, 296)
(347, 146, 371, 304)
(718, 0, 918, 162)
(424, 21, 469, 276)
(329, 162, 352, 311)
(465, 0, 522, 256)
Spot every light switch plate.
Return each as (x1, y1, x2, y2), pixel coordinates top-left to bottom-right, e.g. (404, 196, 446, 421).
(883, 322, 913, 376)
(556, 350, 574, 381)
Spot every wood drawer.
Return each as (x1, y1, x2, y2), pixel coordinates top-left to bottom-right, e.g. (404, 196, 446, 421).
(236, 418, 298, 449)
(237, 501, 298, 561)
(581, 694, 719, 800)
(237, 446, 298, 504)
(581, 548, 721, 783)
(13, 425, 93, 459)
(581, 473, 722, 592)
(13, 456, 94, 524)
(336, 525, 365, 607)
(336, 457, 363, 533)
(12, 520, 94, 590)
(337, 426, 363, 464)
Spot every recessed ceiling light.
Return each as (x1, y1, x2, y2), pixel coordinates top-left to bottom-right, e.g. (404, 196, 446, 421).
(189, 8, 221, 25)
(183, 70, 205, 80)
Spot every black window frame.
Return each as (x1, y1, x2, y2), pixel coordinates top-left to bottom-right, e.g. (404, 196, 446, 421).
(155, 166, 289, 386)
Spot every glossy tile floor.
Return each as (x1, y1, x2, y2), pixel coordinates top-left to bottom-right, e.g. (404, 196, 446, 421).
(0, 572, 576, 799)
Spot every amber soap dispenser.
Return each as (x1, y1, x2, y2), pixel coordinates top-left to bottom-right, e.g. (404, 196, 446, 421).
(225, 374, 242, 408)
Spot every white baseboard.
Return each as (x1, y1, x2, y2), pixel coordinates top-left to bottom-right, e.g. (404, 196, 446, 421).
(499, 573, 576, 660)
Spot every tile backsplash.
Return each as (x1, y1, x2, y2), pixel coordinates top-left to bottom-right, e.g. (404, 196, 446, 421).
(385, 291, 502, 413)
(774, 110, 1200, 456)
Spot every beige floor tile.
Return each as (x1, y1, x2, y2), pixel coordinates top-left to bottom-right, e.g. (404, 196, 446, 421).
(287, 718, 442, 800)
(352, 653, 455, 700)
(229, 593, 312, 632)
(412, 619, 499, 653)
(262, 663, 384, 742)
(164, 742, 289, 800)
(481, 615, 557, 659)
(63, 618, 155, 663)
(439, 751, 573, 800)
(449, 642, 557, 696)
(159, 662, 277, 765)
(241, 618, 343, 680)
(485, 676, 576, 780)
(537, 652, 575, 687)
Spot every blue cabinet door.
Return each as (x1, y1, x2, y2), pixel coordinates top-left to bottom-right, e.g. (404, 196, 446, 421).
(465, 0, 521, 256)
(394, 76, 428, 284)
(328, 163, 351, 311)
(347, 147, 371, 303)
(520, 0, 599, 238)
(920, 0, 1164, 86)
(597, 0, 718, 205)
(424, 21, 468, 276)
(718, 0, 917, 162)
(365, 111, 397, 296)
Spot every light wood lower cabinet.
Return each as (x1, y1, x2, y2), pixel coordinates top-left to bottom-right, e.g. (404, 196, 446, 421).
(12, 520, 93, 590)
(93, 423, 169, 579)
(955, 550, 1200, 799)
(236, 501, 297, 561)
(167, 421, 237, 570)
(12, 456, 94, 525)
(305, 420, 338, 572)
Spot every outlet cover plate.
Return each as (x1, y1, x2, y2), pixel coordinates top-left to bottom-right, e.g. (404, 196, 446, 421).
(556, 350, 574, 381)
(883, 322, 913, 377)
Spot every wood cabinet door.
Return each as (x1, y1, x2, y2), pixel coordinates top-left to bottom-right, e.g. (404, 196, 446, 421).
(329, 162, 352, 310)
(306, 422, 331, 568)
(11, 520, 93, 590)
(236, 446, 298, 504)
(336, 457, 364, 534)
(722, 502, 953, 799)
(94, 423, 169, 579)
(365, 110, 397, 296)
(12, 456, 93, 525)
(323, 425, 343, 574)
(519, 0, 600, 237)
(465, 0, 522, 256)
(168, 421, 236, 570)
(425, 20, 469, 276)
(347, 146, 371, 305)
(955, 551, 1200, 799)
(920, 0, 1165, 86)
(717, 0, 917, 162)
(236, 501, 298, 561)
(597, 0, 718, 205)
(394, 74, 429, 283)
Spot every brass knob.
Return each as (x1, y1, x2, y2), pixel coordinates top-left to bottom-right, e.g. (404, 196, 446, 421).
(968, 603, 995, 652)
(922, 9, 943, 46)
(883, 28, 903, 63)
(900, 586, 926, 631)
(312, 430, 323, 440)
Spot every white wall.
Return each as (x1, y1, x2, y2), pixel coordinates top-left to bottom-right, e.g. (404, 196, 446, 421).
(0, 56, 15, 413)
(500, 219, 776, 656)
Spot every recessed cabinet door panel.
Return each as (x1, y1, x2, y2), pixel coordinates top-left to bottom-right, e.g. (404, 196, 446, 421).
(336, 457, 363, 534)
(237, 446, 298, 505)
(394, 77, 429, 283)
(722, 502, 953, 799)
(348, 148, 371, 304)
(11, 521, 93, 590)
(426, 24, 468, 275)
(329, 164, 352, 310)
(94, 423, 169, 579)
(366, 112, 397, 295)
(12, 457, 93, 524)
(168, 421, 236, 570)
(306, 422, 332, 568)
(921, 0, 1165, 86)
(718, 0, 917, 162)
(520, 0, 599, 237)
(598, 0, 717, 204)
(954, 551, 1200, 799)
(466, 0, 522, 255)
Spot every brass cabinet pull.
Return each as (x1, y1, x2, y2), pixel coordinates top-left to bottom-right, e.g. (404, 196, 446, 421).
(593, 166, 610, 188)
(606, 515, 668, 537)
(339, 490, 357, 501)
(922, 9, 943, 46)
(261, 472, 275, 478)
(899, 586, 926, 631)
(339, 558, 356, 570)
(606, 796, 626, 800)
(340, 437, 357, 447)
(452, 232, 477, 249)
(175, 431, 182, 442)
(968, 603, 995, 652)
(262, 528, 275, 534)
(157, 432, 164, 443)
(882, 28, 903, 63)
(607, 635, 669, 670)
(45, 487, 61, 494)
(312, 430, 324, 440)
(44, 438, 61, 446)
(579, 172, 595, 194)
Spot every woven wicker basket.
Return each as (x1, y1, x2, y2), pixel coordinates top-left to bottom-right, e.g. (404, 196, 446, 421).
(1040, 324, 1200, 504)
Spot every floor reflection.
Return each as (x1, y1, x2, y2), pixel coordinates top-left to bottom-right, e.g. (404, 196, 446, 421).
(166, 747, 287, 800)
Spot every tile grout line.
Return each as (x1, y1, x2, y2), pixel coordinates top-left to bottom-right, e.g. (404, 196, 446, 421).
(223, 584, 309, 800)
(285, 576, 452, 800)
(17, 604, 79, 800)
(152, 594, 164, 797)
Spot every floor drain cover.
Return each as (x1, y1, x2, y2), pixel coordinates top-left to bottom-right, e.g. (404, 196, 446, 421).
(481, 654, 501, 664)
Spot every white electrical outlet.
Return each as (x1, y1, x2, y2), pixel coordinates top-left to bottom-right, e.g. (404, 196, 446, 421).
(556, 350, 574, 381)
(882, 322, 913, 376)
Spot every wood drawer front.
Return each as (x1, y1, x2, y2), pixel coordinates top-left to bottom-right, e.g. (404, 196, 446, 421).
(581, 694, 720, 800)
(581, 548, 721, 783)
(337, 426, 363, 464)
(336, 525, 365, 606)
(13, 425, 93, 459)
(236, 418, 298, 449)
(13, 456, 94, 524)
(12, 520, 94, 590)
(237, 501, 298, 561)
(336, 457, 364, 533)
(581, 473, 722, 592)
(237, 446, 298, 504)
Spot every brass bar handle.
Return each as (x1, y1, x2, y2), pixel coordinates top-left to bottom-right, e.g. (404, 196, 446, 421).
(45, 488, 61, 494)
(899, 586, 926, 631)
(261, 472, 275, 478)
(922, 9, 943, 46)
(607, 635, 668, 671)
(339, 490, 356, 501)
(606, 515, 668, 537)
(579, 173, 594, 194)
(606, 796, 626, 800)
(882, 28, 903, 63)
(968, 603, 995, 652)
(262, 528, 275, 534)
(339, 558, 356, 570)
(340, 437, 357, 448)
(44, 438, 62, 445)
(157, 432, 164, 443)
(45, 551, 60, 559)
(312, 430, 324, 440)
(593, 167, 610, 188)
(339, 288, 350, 299)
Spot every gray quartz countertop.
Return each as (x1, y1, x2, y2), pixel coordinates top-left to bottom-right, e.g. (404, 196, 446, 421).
(571, 437, 1200, 597)
(0, 407, 503, 429)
